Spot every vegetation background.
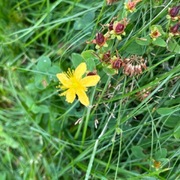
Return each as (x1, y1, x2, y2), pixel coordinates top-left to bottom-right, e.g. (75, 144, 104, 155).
(0, 0, 179, 179)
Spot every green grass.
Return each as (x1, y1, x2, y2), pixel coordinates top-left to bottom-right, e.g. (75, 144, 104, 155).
(0, 0, 180, 179)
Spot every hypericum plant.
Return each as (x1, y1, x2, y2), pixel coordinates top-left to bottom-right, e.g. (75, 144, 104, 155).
(55, 1, 179, 107)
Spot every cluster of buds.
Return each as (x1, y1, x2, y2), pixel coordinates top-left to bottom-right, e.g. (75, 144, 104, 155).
(167, 5, 180, 21)
(88, 18, 128, 50)
(98, 52, 147, 76)
(166, 5, 180, 36)
(123, 55, 147, 76)
(124, 0, 142, 13)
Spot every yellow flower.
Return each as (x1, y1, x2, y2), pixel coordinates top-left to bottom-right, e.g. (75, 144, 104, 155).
(56, 63, 100, 106)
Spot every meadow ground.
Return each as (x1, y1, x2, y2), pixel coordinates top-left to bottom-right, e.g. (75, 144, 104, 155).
(0, 0, 180, 179)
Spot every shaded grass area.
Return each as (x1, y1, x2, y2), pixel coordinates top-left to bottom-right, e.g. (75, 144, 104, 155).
(0, 0, 180, 179)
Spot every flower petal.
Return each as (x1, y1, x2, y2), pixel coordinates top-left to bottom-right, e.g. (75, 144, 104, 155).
(66, 88, 76, 103)
(76, 89, 89, 106)
(74, 63, 87, 79)
(56, 73, 71, 88)
(81, 75, 100, 87)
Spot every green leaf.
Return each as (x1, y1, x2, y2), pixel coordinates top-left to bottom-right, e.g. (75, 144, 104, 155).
(0, 131, 19, 149)
(167, 39, 180, 54)
(38, 105, 50, 114)
(135, 36, 151, 46)
(174, 124, 180, 139)
(161, 115, 179, 128)
(152, 38, 166, 47)
(154, 148, 167, 160)
(81, 50, 96, 71)
(73, 11, 95, 31)
(125, 41, 145, 55)
(49, 65, 61, 80)
(36, 56, 51, 72)
(156, 107, 175, 115)
(81, 50, 95, 60)
(71, 53, 84, 68)
(86, 58, 95, 71)
(131, 146, 147, 159)
(35, 74, 49, 89)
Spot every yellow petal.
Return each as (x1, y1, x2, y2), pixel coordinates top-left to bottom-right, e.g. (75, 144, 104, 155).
(76, 89, 89, 106)
(56, 73, 71, 88)
(81, 75, 100, 87)
(74, 63, 86, 79)
(66, 88, 76, 103)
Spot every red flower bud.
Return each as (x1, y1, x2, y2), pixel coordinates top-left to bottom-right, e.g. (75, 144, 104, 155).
(169, 5, 180, 17)
(102, 51, 111, 62)
(115, 23, 125, 34)
(170, 23, 180, 34)
(111, 58, 123, 69)
(95, 33, 105, 46)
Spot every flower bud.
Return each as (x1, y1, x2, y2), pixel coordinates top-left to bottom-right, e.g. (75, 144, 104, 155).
(102, 51, 111, 63)
(170, 23, 180, 34)
(115, 23, 125, 34)
(111, 58, 123, 69)
(169, 5, 180, 18)
(95, 33, 105, 46)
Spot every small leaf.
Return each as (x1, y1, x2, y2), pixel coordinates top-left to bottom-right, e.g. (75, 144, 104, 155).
(167, 39, 180, 54)
(71, 53, 84, 68)
(35, 74, 49, 89)
(131, 146, 147, 159)
(156, 107, 175, 115)
(37, 56, 51, 72)
(49, 65, 61, 81)
(86, 58, 95, 71)
(174, 124, 180, 139)
(135, 36, 151, 46)
(81, 50, 95, 60)
(152, 38, 166, 47)
(154, 148, 167, 160)
(73, 11, 95, 31)
(38, 105, 50, 114)
(125, 41, 145, 55)
(161, 115, 179, 128)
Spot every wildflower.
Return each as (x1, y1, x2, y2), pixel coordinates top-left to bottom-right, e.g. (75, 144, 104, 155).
(110, 19, 128, 40)
(167, 5, 180, 21)
(123, 55, 147, 76)
(149, 25, 163, 40)
(169, 23, 180, 36)
(90, 32, 108, 49)
(124, 0, 141, 13)
(56, 63, 100, 106)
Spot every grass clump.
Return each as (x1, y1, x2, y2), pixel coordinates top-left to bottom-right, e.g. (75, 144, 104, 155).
(0, 0, 180, 179)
